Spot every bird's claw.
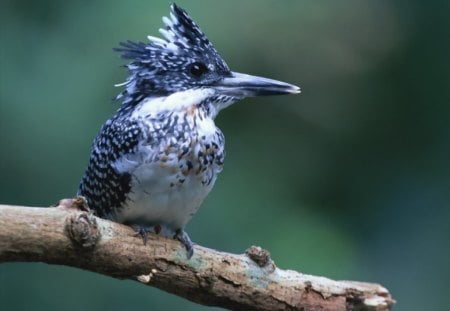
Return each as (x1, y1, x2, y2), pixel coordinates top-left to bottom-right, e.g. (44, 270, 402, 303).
(132, 225, 194, 259)
(174, 229, 194, 259)
(133, 226, 153, 245)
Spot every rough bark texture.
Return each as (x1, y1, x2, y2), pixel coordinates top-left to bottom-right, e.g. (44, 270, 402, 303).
(0, 199, 395, 311)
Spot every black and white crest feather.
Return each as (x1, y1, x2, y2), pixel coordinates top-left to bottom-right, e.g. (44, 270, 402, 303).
(115, 4, 231, 103)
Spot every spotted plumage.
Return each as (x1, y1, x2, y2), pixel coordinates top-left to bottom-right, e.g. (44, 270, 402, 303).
(78, 4, 300, 258)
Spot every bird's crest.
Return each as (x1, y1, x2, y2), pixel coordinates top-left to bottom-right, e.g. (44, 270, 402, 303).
(115, 4, 230, 103)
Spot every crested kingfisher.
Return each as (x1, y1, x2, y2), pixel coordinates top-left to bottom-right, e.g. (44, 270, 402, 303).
(78, 4, 300, 258)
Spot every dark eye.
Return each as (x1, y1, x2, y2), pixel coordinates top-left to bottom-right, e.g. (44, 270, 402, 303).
(189, 62, 209, 77)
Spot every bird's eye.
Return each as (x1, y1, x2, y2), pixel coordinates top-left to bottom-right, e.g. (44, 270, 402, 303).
(189, 62, 209, 77)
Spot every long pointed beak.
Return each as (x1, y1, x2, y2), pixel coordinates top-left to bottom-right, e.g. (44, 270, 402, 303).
(214, 71, 300, 97)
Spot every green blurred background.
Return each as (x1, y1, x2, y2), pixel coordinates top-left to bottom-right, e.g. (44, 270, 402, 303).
(1, 0, 449, 310)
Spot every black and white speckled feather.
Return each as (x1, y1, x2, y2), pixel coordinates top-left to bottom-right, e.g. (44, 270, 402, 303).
(78, 4, 300, 257)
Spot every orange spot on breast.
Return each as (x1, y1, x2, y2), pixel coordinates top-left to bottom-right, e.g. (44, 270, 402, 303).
(185, 104, 197, 116)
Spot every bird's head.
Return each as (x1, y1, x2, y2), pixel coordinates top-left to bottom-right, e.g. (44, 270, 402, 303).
(115, 4, 300, 112)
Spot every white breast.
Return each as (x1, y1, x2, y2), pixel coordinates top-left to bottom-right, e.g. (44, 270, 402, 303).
(118, 161, 217, 231)
(111, 92, 224, 233)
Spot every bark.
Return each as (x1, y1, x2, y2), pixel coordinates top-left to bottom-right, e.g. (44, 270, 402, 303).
(0, 199, 395, 311)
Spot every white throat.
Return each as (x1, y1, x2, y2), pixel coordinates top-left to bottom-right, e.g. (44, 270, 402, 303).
(131, 89, 215, 118)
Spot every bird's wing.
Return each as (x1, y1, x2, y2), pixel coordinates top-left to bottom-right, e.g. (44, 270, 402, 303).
(78, 118, 144, 218)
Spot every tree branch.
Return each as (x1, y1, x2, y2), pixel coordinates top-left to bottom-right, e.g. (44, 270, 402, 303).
(0, 199, 395, 311)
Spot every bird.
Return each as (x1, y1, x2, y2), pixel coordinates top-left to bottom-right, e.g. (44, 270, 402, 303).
(78, 3, 300, 258)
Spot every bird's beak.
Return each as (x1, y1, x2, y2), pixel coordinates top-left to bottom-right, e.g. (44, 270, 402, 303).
(214, 71, 300, 97)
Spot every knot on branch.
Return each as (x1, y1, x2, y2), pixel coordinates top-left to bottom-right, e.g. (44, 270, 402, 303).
(65, 212, 100, 249)
(245, 245, 274, 270)
(57, 196, 90, 212)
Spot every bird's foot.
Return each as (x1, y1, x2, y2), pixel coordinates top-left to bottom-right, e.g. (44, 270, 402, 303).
(174, 229, 194, 259)
(131, 225, 193, 259)
(132, 226, 155, 245)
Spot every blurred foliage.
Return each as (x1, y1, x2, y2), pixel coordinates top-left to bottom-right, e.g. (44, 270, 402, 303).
(1, 0, 449, 310)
